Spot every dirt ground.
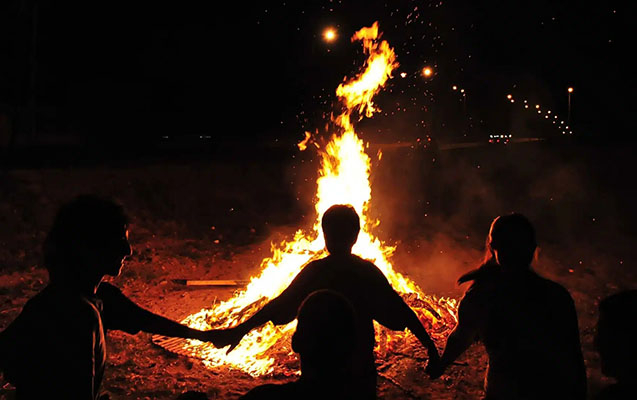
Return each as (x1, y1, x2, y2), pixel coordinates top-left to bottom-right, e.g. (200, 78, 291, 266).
(1, 141, 635, 399)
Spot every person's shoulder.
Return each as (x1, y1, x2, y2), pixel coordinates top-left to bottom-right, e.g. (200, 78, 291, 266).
(458, 261, 500, 286)
(72, 294, 102, 323)
(29, 286, 102, 331)
(537, 274, 573, 300)
(25, 285, 98, 316)
(312, 254, 377, 271)
(457, 263, 501, 308)
(305, 258, 325, 269)
(348, 254, 388, 279)
(96, 281, 128, 303)
(298, 258, 326, 278)
(345, 254, 378, 269)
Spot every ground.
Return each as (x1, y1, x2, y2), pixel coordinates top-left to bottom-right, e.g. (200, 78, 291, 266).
(1, 140, 635, 399)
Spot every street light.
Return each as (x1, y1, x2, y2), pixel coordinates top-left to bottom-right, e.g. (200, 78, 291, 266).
(567, 87, 574, 125)
(422, 67, 433, 78)
(323, 28, 337, 42)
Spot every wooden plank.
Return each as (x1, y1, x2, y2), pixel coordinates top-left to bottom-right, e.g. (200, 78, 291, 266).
(171, 279, 249, 286)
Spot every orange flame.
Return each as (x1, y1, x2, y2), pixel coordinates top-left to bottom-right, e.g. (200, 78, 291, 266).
(297, 131, 312, 151)
(182, 22, 457, 377)
(335, 21, 398, 119)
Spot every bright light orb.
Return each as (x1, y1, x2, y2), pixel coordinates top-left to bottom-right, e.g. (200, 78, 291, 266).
(323, 28, 337, 42)
(422, 67, 433, 77)
(568, 87, 574, 93)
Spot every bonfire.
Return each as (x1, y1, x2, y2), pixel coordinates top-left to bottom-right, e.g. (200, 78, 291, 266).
(156, 22, 458, 377)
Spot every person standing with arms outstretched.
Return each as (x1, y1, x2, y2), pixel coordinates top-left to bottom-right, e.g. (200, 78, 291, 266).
(213, 204, 440, 399)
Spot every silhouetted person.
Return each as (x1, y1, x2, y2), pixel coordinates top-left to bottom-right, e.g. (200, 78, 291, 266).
(427, 213, 586, 400)
(0, 195, 218, 399)
(594, 290, 637, 400)
(213, 204, 439, 399)
(240, 290, 358, 399)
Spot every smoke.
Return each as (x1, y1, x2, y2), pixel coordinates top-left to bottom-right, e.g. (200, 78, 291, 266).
(362, 138, 636, 294)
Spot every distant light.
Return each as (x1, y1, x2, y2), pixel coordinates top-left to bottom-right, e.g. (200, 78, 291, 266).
(535, 104, 540, 109)
(400, 72, 407, 78)
(460, 88, 465, 93)
(568, 87, 574, 93)
(507, 94, 512, 99)
(323, 28, 337, 42)
(452, 85, 457, 90)
(422, 67, 433, 77)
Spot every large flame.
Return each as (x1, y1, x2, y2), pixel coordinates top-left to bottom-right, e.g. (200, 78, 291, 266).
(182, 22, 457, 377)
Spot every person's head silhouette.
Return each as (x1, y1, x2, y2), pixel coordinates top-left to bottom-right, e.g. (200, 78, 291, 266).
(487, 213, 537, 269)
(44, 195, 132, 284)
(291, 289, 356, 376)
(321, 205, 360, 255)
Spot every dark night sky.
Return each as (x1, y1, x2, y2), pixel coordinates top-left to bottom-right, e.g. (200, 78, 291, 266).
(0, 0, 630, 147)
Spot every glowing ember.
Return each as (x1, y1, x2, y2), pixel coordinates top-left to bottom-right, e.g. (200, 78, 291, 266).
(182, 22, 457, 377)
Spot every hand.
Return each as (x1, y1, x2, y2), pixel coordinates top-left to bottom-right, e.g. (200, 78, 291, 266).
(425, 356, 444, 379)
(205, 327, 246, 354)
(425, 347, 443, 379)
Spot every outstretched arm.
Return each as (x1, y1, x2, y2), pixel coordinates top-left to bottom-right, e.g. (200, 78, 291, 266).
(133, 308, 215, 341)
(214, 291, 305, 349)
(427, 290, 481, 378)
(370, 270, 439, 362)
(405, 307, 440, 364)
(97, 282, 213, 341)
(211, 265, 317, 351)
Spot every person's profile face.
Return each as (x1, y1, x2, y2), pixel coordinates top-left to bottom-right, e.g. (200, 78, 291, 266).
(93, 224, 132, 277)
